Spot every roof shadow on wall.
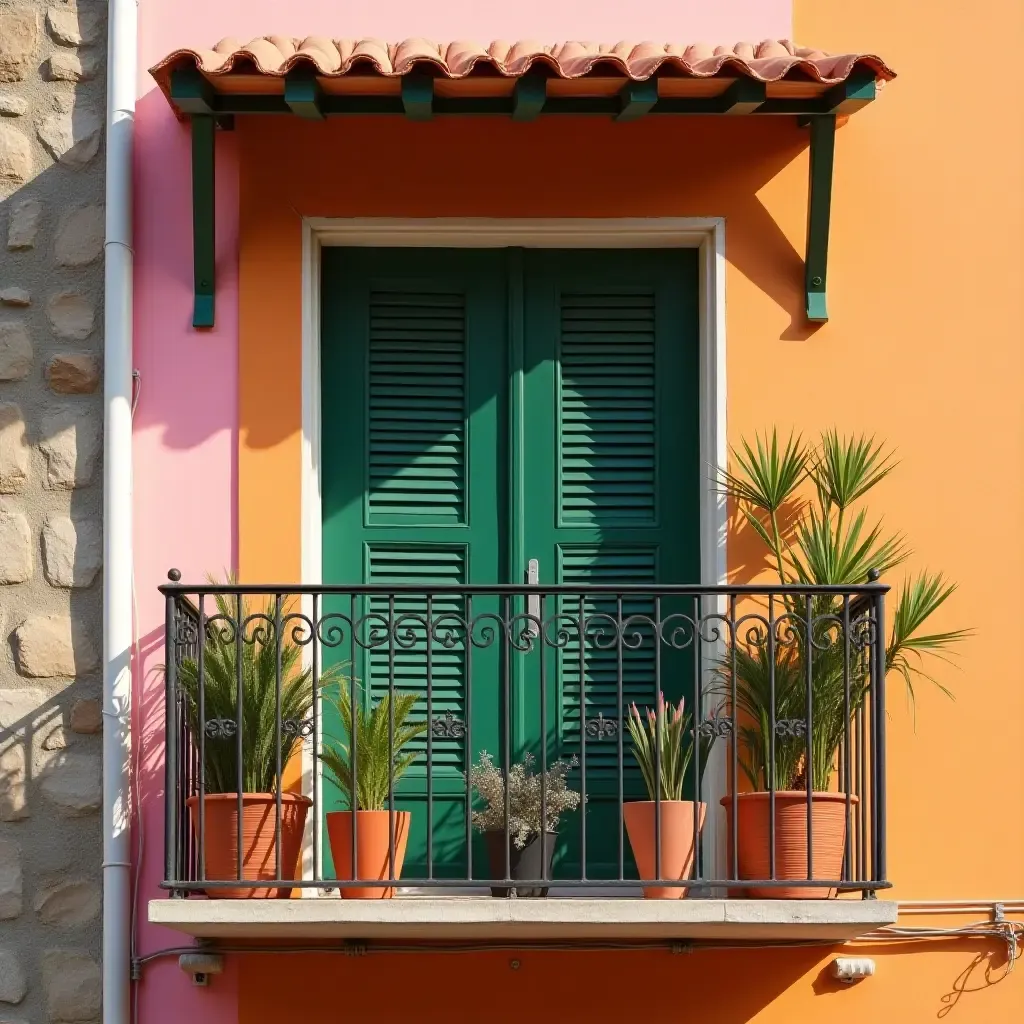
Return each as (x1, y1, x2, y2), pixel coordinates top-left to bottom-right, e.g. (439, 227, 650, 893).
(129, 93, 823, 457)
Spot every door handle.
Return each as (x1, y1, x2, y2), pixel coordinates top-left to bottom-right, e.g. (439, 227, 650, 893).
(526, 558, 540, 636)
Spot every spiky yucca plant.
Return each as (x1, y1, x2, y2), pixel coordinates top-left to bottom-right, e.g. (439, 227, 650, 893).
(626, 694, 716, 801)
(718, 429, 970, 791)
(320, 686, 427, 812)
(177, 592, 339, 794)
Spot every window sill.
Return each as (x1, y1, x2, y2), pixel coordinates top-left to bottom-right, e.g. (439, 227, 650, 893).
(149, 895, 897, 942)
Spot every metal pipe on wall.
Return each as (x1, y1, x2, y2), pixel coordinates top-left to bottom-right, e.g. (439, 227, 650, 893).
(102, 0, 137, 1020)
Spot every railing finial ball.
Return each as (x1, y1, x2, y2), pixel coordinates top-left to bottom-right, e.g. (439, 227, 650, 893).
(167, 568, 182, 582)
(867, 568, 881, 582)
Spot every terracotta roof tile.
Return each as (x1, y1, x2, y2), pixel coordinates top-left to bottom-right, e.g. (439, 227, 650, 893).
(150, 36, 895, 86)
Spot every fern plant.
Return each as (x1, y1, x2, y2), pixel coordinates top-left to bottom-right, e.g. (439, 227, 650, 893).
(320, 685, 428, 812)
(176, 592, 339, 794)
(718, 429, 970, 792)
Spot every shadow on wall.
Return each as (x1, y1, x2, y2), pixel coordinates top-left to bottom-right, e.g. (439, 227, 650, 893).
(233, 938, 1024, 1023)
(0, 6, 109, 1020)
(128, 87, 824, 459)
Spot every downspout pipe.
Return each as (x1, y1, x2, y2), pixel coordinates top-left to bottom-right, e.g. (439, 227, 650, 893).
(103, 0, 136, 1022)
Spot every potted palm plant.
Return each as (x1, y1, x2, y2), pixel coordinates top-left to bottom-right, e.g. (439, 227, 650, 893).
(177, 591, 329, 899)
(469, 752, 581, 897)
(320, 686, 426, 899)
(718, 429, 969, 897)
(624, 694, 716, 899)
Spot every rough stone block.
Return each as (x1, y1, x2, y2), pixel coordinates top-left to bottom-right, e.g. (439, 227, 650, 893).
(0, 405, 28, 493)
(42, 516, 101, 587)
(54, 205, 103, 266)
(0, 322, 31, 381)
(0, 840, 22, 919)
(41, 753, 101, 815)
(46, 292, 94, 341)
(39, 408, 101, 489)
(46, 50, 98, 82)
(0, 93, 28, 117)
(0, 948, 26, 1004)
(43, 950, 101, 1020)
(0, 506, 32, 583)
(69, 698, 100, 734)
(37, 100, 101, 168)
(0, 10, 39, 83)
(47, 354, 98, 395)
(11, 616, 99, 677)
(6, 199, 40, 249)
(0, 124, 30, 181)
(0, 288, 29, 306)
(47, 7, 102, 47)
(35, 880, 99, 926)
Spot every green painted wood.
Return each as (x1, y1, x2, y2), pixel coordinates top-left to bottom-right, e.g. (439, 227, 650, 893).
(320, 248, 507, 879)
(169, 90, 877, 119)
(615, 80, 659, 122)
(190, 115, 215, 329)
(805, 115, 836, 322)
(401, 74, 434, 121)
(823, 70, 876, 114)
(718, 77, 767, 114)
(170, 69, 216, 114)
(321, 247, 702, 882)
(512, 74, 547, 121)
(521, 249, 702, 878)
(284, 72, 325, 119)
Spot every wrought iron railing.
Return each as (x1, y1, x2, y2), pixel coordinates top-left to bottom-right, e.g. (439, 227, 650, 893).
(160, 574, 890, 897)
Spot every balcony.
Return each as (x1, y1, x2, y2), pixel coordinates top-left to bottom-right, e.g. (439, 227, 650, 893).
(150, 579, 897, 942)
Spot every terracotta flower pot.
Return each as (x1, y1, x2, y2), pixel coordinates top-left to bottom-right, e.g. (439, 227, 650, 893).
(186, 792, 311, 899)
(326, 809, 411, 899)
(721, 791, 857, 899)
(623, 800, 706, 899)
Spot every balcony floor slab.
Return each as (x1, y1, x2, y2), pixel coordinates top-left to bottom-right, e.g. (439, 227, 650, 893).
(149, 895, 897, 942)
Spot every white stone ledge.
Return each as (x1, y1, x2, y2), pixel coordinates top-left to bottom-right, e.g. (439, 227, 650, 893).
(150, 895, 897, 942)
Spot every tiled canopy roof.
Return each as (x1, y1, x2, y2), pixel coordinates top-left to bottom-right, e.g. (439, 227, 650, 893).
(150, 37, 896, 86)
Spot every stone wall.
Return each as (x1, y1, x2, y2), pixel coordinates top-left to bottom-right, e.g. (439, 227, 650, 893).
(0, 1, 106, 1021)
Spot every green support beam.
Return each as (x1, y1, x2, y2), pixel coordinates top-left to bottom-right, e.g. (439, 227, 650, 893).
(402, 74, 434, 120)
(284, 72, 325, 119)
(823, 70, 876, 115)
(804, 115, 836, 322)
(190, 115, 215, 329)
(615, 80, 658, 122)
(718, 77, 767, 114)
(512, 74, 546, 121)
(170, 69, 216, 114)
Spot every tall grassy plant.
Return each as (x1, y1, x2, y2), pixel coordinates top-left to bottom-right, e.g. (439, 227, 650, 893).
(320, 686, 427, 812)
(718, 429, 969, 791)
(626, 695, 716, 801)
(176, 593, 332, 794)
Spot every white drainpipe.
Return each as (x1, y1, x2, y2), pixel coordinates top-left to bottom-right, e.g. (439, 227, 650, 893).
(103, 0, 136, 1021)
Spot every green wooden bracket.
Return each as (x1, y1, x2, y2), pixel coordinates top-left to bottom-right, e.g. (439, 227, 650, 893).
(718, 78, 767, 114)
(170, 69, 216, 114)
(512, 74, 546, 121)
(191, 115, 216, 329)
(284, 72, 325, 119)
(823, 70, 876, 115)
(805, 115, 836, 322)
(402, 74, 434, 120)
(615, 80, 659, 122)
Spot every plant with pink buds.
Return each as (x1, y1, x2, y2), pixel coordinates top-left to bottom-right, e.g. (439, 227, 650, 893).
(626, 693, 716, 801)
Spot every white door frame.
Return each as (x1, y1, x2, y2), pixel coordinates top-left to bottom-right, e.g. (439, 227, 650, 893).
(298, 217, 728, 890)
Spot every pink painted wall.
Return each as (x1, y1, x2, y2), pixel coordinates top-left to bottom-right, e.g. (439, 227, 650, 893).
(131, 1, 790, 1021)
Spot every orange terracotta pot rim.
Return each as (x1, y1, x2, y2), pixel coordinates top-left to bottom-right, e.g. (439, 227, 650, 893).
(720, 792, 859, 804)
(186, 792, 312, 806)
(626, 799, 707, 807)
(326, 808, 412, 815)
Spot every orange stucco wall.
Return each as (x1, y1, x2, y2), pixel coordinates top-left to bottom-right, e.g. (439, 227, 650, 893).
(235, 0, 1023, 1019)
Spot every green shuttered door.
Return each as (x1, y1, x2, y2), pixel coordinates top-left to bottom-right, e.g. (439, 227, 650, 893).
(321, 246, 699, 880)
